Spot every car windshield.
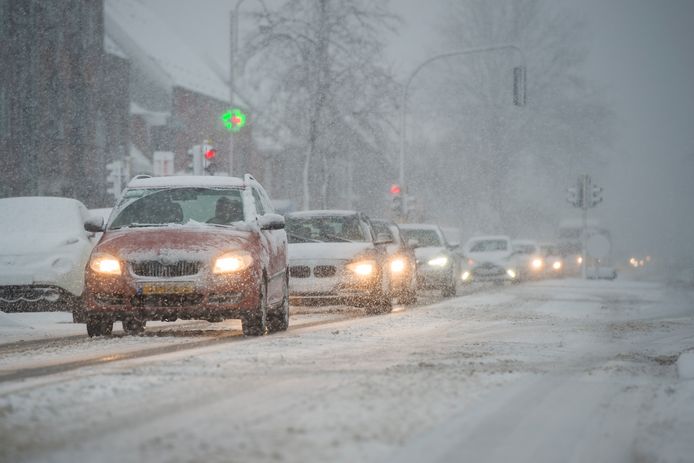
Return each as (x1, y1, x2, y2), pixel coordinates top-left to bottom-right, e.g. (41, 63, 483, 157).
(400, 229, 442, 247)
(513, 244, 537, 254)
(469, 239, 508, 252)
(109, 187, 244, 229)
(286, 215, 368, 243)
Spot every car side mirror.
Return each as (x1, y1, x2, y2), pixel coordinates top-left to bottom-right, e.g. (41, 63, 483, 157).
(259, 213, 285, 230)
(374, 232, 393, 245)
(84, 217, 104, 233)
(407, 239, 420, 249)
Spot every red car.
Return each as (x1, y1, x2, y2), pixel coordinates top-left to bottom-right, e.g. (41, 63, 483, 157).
(76, 174, 288, 337)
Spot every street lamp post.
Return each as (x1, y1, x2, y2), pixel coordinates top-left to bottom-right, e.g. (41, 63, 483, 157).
(398, 44, 527, 195)
(228, 0, 248, 176)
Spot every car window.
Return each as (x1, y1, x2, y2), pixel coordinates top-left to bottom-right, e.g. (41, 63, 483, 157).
(469, 239, 508, 252)
(514, 244, 537, 254)
(251, 188, 265, 216)
(400, 228, 442, 247)
(109, 187, 244, 229)
(286, 215, 368, 242)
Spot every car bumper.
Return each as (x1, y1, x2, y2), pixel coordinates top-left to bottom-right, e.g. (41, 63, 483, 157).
(289, 271, 382, 306)
(78, 270, 260, 322)
(416, 265, 452, 288)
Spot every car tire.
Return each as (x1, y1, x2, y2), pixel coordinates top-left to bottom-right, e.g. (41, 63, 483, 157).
(366, 277, 392, 315)
(267, 273, 289, 333)
(242, 280, 268, 336)
(398, 287, 417, 305)
(442, 274, 457, 297)
(86, 318, 113, 337)
(122, 318, 146, 336)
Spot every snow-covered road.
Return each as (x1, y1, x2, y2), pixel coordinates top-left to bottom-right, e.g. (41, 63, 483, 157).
(1, 278, 693, 463)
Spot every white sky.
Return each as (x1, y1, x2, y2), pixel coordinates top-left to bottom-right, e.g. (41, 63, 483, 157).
(145, 0, 694, 262)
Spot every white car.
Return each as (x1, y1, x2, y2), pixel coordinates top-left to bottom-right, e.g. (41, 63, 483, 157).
(0, 197, 98, 311)
(286, 210, 392, 313)
(398, 223, 459, 297)
(461, 235, 519, 284)
(511, 239, 545, 280)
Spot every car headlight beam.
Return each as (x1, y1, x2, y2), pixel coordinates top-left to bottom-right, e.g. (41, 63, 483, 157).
(552, 261, 562, 270)
(213, 251, 253, 274)
(390, 258, 406, 274)
(531, 258, 543, 270)
(347, 260, 376, 277)
(90, 253, 122, 275)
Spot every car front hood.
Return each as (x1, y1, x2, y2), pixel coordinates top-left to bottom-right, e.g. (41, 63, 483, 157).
(97, 226, 254, 262)
(468, 251, 512, 267)
(288, 242, 374, 261)
(0, 232, 86, 256)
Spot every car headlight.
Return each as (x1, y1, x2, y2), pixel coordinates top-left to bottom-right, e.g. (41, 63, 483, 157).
(346, 260, 376, 277)
(552, 261, 562, 270)
(461, 271, 471, 281)
(531, 258, 543, 270)
(89, 253, 122, 275)
(507, 269, 517, 279)
(428, 256, 449, 267)
(576, 256, 583, 264)
(390, 258, 406, 274)
(213, 251, 253, 274)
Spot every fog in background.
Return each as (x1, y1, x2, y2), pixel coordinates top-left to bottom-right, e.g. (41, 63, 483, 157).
(147, 0, 694, 267)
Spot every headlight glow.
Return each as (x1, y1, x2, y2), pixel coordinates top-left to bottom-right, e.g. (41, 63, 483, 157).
(390, 258, 406, 274)
(89, 253, 121, 275)
(577, 256, 583, 264)
(531, 258, 543, 270)
(213, 251, 253, 274)
(347, 260, 376, 277)
(428, 256, 449, 267)
(461, 271, 471, 281)
(552, 261, 562, 270)
(507, 269, 517, 279)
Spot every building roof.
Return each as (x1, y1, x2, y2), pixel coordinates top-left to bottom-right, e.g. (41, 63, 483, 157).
(105, 0, 229, 103)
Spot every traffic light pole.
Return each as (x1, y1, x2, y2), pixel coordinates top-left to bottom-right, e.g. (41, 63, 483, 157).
(398, 45, 526, 196)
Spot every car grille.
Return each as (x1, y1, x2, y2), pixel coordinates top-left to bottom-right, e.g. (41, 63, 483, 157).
(130, 261, 202, 278)
(313, 265, 336, 278)
(290, 265, 311, 278)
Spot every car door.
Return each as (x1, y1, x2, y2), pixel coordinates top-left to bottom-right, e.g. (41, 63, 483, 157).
(251, 185, 287, 306)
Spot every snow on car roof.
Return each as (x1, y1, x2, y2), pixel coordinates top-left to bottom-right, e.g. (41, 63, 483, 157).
(512, 239, 539, 245)
(398, 223, 441, 231)
(287, 210, 358, 218)
(127, 176, 246, 189)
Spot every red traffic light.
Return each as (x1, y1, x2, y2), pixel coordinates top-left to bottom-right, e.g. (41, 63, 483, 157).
(204, 149, 217, 160)
(390, 184, 401, 195)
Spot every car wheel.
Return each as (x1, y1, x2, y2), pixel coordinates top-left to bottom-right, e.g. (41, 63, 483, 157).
(242, 280, 268, 336)
(86, 318, 113, 337)
(267, 273, 289, 333)
(398, 286, 417, 305)
(122, 318, 146, 336)
(442, 274, 457, 297)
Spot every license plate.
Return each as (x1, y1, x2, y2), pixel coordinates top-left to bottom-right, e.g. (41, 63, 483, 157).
(141, 283, 195, 295)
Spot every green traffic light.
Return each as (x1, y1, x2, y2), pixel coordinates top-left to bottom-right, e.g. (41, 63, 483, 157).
(221, 108, 247, 132)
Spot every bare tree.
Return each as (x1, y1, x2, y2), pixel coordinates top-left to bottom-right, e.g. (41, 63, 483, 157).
(240, 0, 400, 210)
(409, 0, 613, 236)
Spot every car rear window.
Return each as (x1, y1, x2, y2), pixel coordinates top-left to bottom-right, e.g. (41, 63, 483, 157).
(286, 215, 368, 242)
(400, 229, 442, 247)
(469, 240, 508, 252)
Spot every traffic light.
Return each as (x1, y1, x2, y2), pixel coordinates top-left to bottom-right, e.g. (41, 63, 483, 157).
(391, 195, 403, 217)
(590, 185, 603, 207)
(221, 108, 247, 132)
(203, 145, 218, 174)
(106, 160, 124, 199)
(566, 184, 583, 208)
(405, 194, 417, 217)
(390, 184, 401, 195)
(513, 66, 526, 107)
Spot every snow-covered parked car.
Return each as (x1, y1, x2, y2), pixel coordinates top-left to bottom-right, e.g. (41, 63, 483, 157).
(398, 223, 459, 297)
(460, 235, 519, 284)
(76, 174, 288, 337)
(286, 210, 392, 313)
(0, 196, 98, 312)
